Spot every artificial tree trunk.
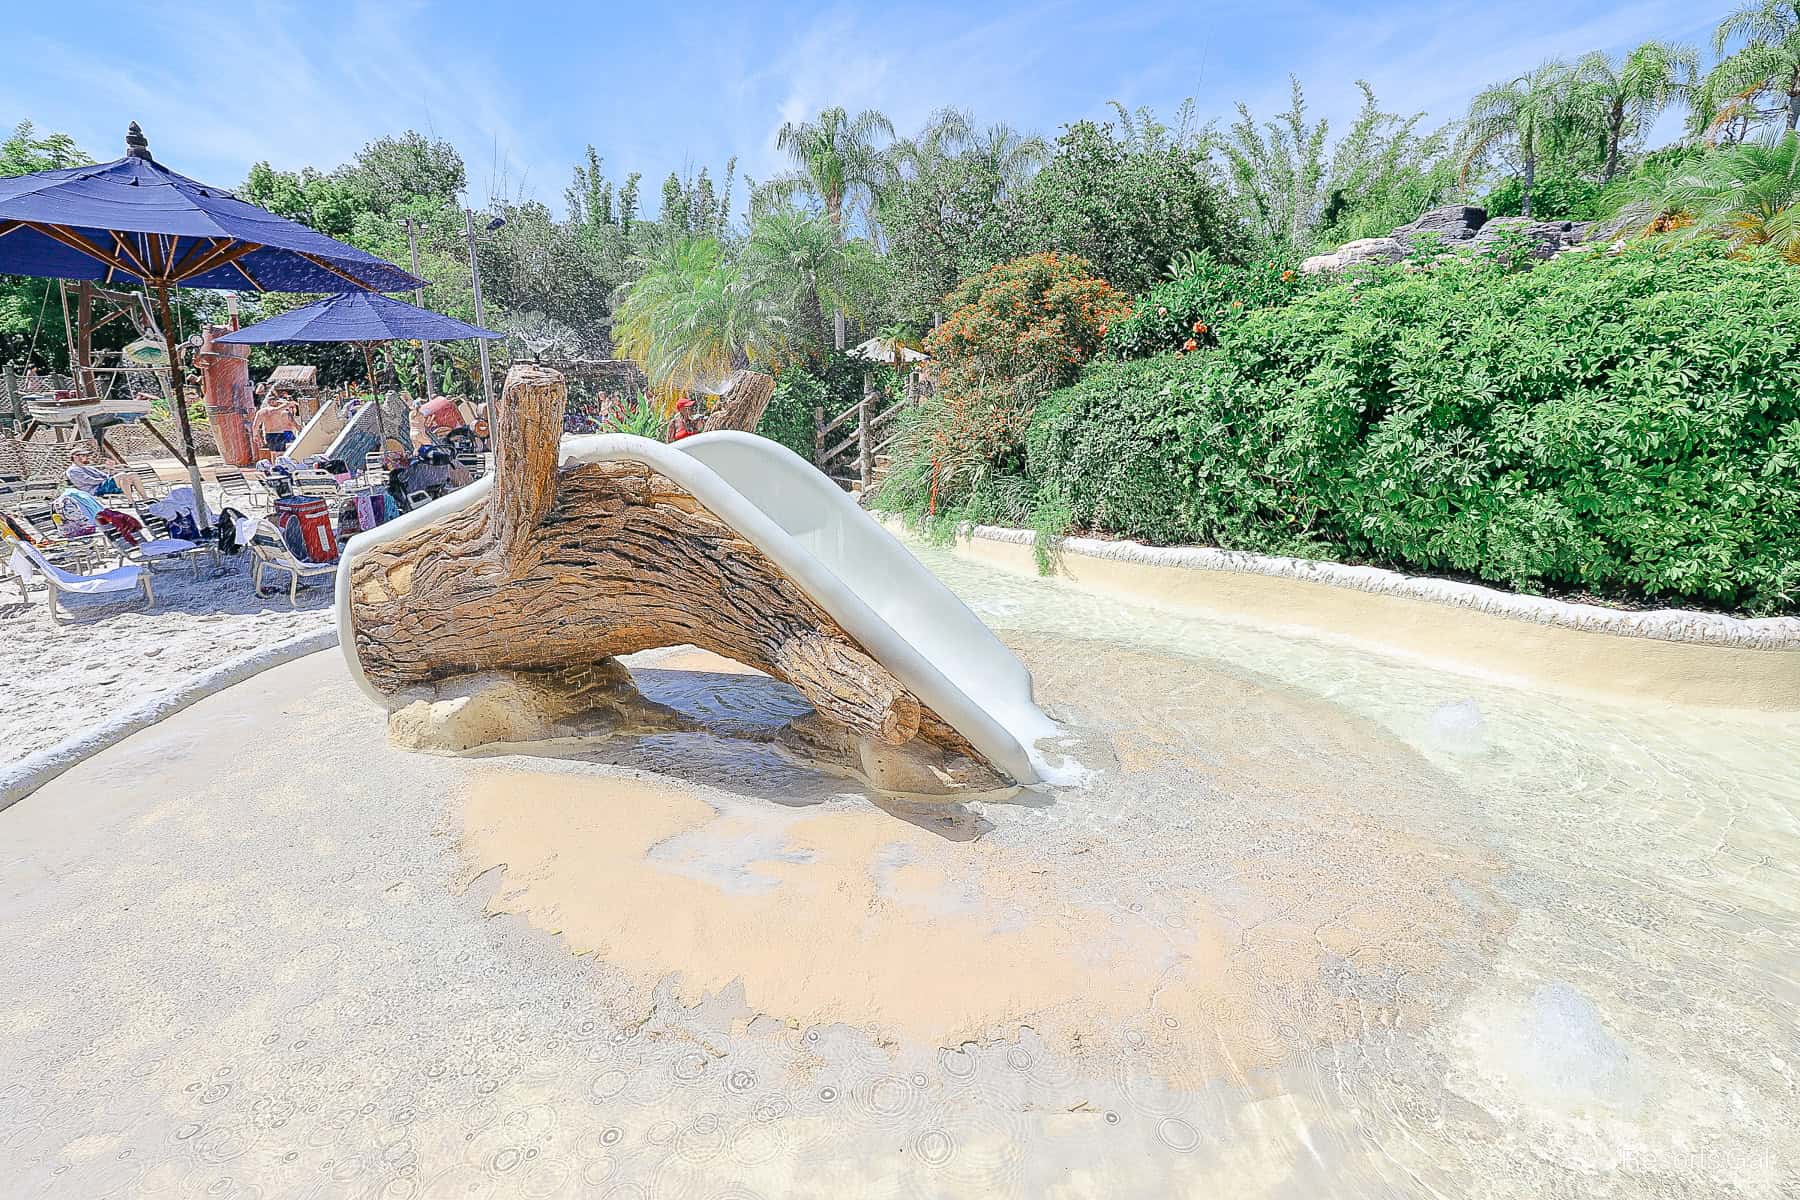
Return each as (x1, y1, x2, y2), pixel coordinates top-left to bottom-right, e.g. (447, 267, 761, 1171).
(343, 364, 1001, 791)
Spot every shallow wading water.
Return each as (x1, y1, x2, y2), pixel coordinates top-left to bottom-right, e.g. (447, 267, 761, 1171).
(1, 543, 1795, 1197)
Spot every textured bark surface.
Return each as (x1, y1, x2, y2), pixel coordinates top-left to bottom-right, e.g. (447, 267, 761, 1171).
(346, 364, 988, 769)
(699, 370, 775, 434)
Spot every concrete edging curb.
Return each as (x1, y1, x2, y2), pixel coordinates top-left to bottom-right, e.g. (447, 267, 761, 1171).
(890, 520, 1800, 710)
(1, 626, 339, 813)
(959, 524, 1800, 650)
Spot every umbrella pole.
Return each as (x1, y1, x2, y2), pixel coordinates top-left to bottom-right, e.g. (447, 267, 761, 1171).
(153, 282, 213, 533)
(362, 343, 386, 451)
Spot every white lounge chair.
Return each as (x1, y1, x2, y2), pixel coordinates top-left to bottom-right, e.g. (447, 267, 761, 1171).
(248, 520, 335, 606)
(8, 542, 153, 624)
(96, 522, 206, 579)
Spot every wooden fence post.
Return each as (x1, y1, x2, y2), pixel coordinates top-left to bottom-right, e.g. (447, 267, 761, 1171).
(857, 374, 873, 488)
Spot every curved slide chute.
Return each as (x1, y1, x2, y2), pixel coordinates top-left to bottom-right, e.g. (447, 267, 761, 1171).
(336, 431, 1058, 784)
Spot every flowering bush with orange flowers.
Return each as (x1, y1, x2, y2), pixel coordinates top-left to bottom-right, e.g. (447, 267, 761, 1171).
(1103, 251, 1317, 359)
(924, 252, 1130, 404)
(882, 253, 1129, 520)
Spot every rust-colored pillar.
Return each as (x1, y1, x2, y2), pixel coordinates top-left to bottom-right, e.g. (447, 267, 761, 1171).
(198, 323, 254, 466)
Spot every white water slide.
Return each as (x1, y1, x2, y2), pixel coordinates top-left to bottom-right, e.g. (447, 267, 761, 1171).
(336, 431, 1059, 784)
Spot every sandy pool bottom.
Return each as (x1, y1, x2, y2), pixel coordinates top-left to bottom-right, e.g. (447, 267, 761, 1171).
(462, 643, 1509, 1068)
(2, 631, 1794, 1198)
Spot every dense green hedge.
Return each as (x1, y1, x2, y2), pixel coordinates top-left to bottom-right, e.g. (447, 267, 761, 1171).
(758, 368, 823, 460)
(1030, 242, 1800, 613)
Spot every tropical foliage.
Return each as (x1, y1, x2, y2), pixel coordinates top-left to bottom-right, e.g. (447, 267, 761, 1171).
(1221, 80, 1457, 253)
(611, 238, 775, 390)
(1002, 114, 1241, 295)
(768, 106, 894, 232)
(1605, 130, 1800, 260)
(1102, 253, 1316, 359)
(1573, 41, 1699, 181)
(1700, 0, 1800, 139)
(880, 253, 1128, 520)
(1029, 243, 1800, 613)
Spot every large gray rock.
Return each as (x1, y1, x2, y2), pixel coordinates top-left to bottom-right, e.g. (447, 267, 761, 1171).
(1468, 218, 1587, 265)
(1394, 205, 1486, 245)
(1299, 236, 1407, 274)
(1305, 210, 1590, 275)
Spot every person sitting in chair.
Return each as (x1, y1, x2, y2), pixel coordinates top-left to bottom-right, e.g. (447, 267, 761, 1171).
(64, 444, 151, 502)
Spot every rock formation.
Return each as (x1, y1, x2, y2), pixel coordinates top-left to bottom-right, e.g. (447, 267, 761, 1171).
(1301, 204, 1588, 274)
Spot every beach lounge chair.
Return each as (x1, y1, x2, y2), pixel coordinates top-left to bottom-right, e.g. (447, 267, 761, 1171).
(289, 471, 341, 499)
(95, 519, 206, 579)
(214, 469, 272, 511)
(248, 520, 334, 606)
(129, 464, 167, 497)
(5, 502, 101, 572)
(8, 541, 153, 624)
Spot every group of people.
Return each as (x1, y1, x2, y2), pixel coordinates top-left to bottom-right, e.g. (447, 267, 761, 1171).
(40, 443, 201, 547)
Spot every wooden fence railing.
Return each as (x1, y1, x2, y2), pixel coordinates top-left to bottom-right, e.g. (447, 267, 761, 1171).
(812, 369, 928, 491)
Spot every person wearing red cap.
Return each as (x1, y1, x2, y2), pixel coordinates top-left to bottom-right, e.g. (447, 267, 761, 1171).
(668, 396, 703, 442)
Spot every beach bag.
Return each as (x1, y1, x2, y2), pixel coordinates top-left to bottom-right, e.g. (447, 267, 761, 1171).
(214, 507, 249, 555)
(166, 510, 199, 541)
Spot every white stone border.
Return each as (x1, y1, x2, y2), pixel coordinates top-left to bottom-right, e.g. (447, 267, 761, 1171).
(963, 525, 1800, 651)
(0, 625, 339, 813)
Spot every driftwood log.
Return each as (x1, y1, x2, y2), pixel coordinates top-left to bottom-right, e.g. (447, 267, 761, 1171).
(699, 369, 775, 434)
(346, 364, 1000, 791)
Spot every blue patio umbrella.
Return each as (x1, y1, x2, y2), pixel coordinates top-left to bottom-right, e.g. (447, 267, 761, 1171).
(0, 123, 423, 526)
(219, 292, 501, 446)
(217, 290, 497, 346)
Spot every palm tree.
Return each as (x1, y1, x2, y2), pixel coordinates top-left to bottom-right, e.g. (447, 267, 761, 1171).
(743, 207, 865, 352)
(1607, 130, 1800, 262)
(1703, 1, 1800, 138)
(1462, 60, 1577, 219)
(611, 238, 779, 390)
(1573, 42, 1699, 182)
(896, 108, 1047, 199)
(771, 106, 895, 233)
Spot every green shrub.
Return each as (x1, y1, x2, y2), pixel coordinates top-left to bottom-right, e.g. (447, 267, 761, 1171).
(759, 368, 826, 459)
(1031, 241, 1800, 613)
(1028, 355, 1219, 545)
(1480, 174, 1603, 221)
(878, 253, 1128, 519)
(1003, 119, 1245, 296)
(1104, 251, 1318, 360)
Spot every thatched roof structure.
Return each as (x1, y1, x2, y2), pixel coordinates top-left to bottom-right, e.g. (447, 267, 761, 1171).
(267, 364, 318, 393)
(850, 336, 928, 365)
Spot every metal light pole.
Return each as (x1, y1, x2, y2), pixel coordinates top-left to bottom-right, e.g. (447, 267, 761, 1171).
(406, 218, 433, 400)
(463, 209, 501, 413)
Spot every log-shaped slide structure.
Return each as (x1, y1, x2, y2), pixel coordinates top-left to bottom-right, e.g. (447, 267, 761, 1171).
(335, 365, 1057, 787)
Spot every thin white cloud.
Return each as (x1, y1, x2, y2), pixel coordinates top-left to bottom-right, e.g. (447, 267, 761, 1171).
(0, 0, 551, 203)
(0, 0, 1728, 221)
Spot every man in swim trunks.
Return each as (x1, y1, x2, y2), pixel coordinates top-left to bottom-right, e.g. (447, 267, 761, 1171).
(251, 396, 302, 453)
(64, 444, 151, 501)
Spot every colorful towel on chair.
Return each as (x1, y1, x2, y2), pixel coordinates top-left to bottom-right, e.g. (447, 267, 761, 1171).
(96, 509, 144, 547)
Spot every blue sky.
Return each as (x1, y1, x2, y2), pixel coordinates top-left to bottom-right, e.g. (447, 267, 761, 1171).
(3, 0, 1723, 217)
